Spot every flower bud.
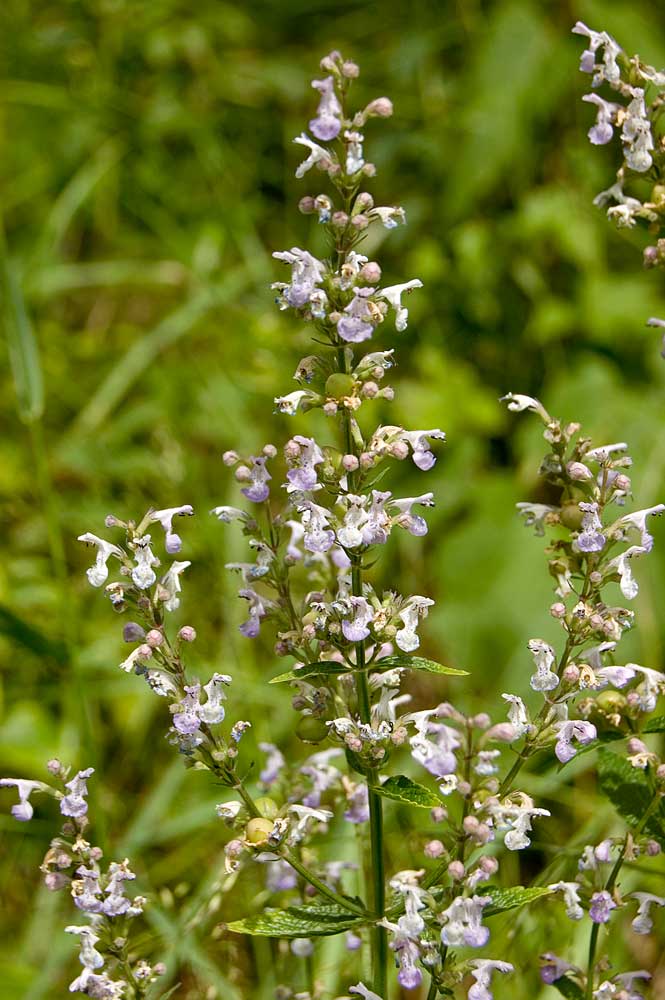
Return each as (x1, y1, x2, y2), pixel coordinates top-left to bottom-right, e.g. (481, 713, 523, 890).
(656, 764, 665, 781)
(105, 514, 122, 527)
(390, 441, 409, 460)
(627, 737, 649, 755)
(362, 381, 379, 398)
(614, 474, 631, 492)
(354, 192, 374, 212)
(471, 713, 491, 730)
(178, 626, 197, 642)
(566, 461, 593, 481)
(362, 163, 377, 177)
(146, 629, 164, 648)
(646, 840, 661, 856)
(235, 464, 251, 482)
(351, 213, 369, 230)
(341, 60, 360, 78)
(479, 855, 499, 874)
(448, 860, 465, 880)
(550, 602, 567, 619)
(463, 815, 479, 834)
(323, 401, 338, 416)
(320, 50, 341, 72)
(365, 97, 393, 117)
(563, 664, 580, 684)
(342, 454, 359, 471)
(644, 245, 659, 268)
(486, 723, 515, 742)
(332, 211, 349, 227)
(222, 450, 239, 466)
(360, 261, 381, 283)
(47, 758, 62, 775)
(298, 196, 316, 214)
(424, 839, 445, 858)
(359, 451, 374, 469)
(123, 622, 146, 643)
(263, 444, 277, 458)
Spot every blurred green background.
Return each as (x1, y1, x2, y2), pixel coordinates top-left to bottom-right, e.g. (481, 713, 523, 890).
(1, 0, 665, 996)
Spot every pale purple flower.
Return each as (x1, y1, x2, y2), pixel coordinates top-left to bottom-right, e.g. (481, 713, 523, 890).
(487, 793, 550, 850)
(259, 742, 285, 785)
(629, 892, 665, 934)
(77, 533, 124, 587)
(396, 596, 434, 652)
(362, 490, 392, 545)
(337, 287, 375, 343)
(285, 519, 305, 560)
(273, 247, 326, 308)
(0, 778, 49, 821)
(613, 971, 651, 999)
(131, 535, 159, 589)
(238, 588, 267, 638)
(554, 720, 597, 763)
(528, 639, 559, 692)
(440, 894, 490, 948)
(300, 748, 343, 807)
(582, 93, 619, 145)
(468, 959, 513, 1000)
(72, 866, 103, 913)
(410, 722, 460, 779)
(274, 390, 310, 415)
(389, 871, 427, 937)
(369, 206, 406, 229)
(576, 502, 606, 552)
(626, 663, 665, 712)
(173, 685, 202, 735)
(61, 768, 94, 818)
(338, 494, 369, 548)
(501, 693, 531, 738)
(149, 505, 193, 553)
(344, 781, 370, 823)
(211, 505, 249, 524)
(309, 76, 342, 140)
(230, 720, 251, 742)
(198, 673, 232, 725)
(103, 860, 136, 917)
(379, 918, 422, 989)
(342, 596, 374, 642)
(539, 953, 575, 985)
(590, 890, 617, 924)
(572, 22, 622, 87)
(241, 456, 272, 503)
(286, 436, 325, 493)
(401, 429, 446, 470)
(299, 501, 335, 553)
(293, 134, 332, 178)
(390, 493, 434, 536)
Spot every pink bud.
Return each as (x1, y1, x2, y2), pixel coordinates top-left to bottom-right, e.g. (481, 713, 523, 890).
(471, 713, 491, 730)
(550, 602, 567, 618)
(563, 664, 580, 684)
(146, 629, 164, 648)
(341, 60, 360, 78)
(332, 211, 349, 227)
(431, 806, 448, 823)
(365, 97, 393, 117)
(263, 444, 277, 458)
(448, 860, 465, 880)
(360, 262, 381, 283)
(222, 450, 239, 466)
(424, 840, 445, 859)
(351, 214, 369, 230)
(234, 464, 251, 482)
(486, 723, 515, 742)
(178, 626, 197, 642)
(298, 196, 315, 214)
(362, 381, 379, 398)
(479, 855, 499, 874)
(342, 454, 359, 471)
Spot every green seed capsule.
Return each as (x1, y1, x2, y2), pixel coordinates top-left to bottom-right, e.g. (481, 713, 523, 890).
(325, 373, 355, 399)
(245, 817, 274, 844)
(296, 716, 329, 744)
(254, 796, 279, 820)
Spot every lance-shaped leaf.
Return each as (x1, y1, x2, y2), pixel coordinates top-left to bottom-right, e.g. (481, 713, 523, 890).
(374, 774, 441, 808)
(644, 716, 665, 734)
(269, 661, 350, 684)
(226, 905, 364, 937)
(551, 977, 585, 1000)
(478, 884, 553, 916)
(597, 749, 665, 846)
(372, 656, 468, 676)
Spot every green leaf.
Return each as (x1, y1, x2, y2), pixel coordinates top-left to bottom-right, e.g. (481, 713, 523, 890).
(551, 976, 585, 1000)
(644, 716, 665, 733)
(269, 661, 350, 684)
(226, 906, 363, 937)
(597, 749, 665, 846)
(374, 775, 441, 808)
(2, 255, 44, 424)
(479, 884, 553, 916)
(372, 656, 468, 677)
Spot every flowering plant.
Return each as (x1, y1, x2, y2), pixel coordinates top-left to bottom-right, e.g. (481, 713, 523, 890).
(3, 36, 665, 1000)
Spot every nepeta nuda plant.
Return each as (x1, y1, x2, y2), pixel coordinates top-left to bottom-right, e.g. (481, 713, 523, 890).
(573, 22, 665, 350)
(3, 38, 665, 1000)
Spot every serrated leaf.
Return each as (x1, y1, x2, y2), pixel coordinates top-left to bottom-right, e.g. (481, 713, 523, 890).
(373, 656, 468, 677)
(597, 749, 665, 846)
(551, 976, 585, 1000)
(226, 906, 363, 937)
(288, 902, 364, 922)
(269, 661, 350, 684)
(479, 884, 553, 915)
(374, 775, 441, 808)
(644, 716, 665, 733)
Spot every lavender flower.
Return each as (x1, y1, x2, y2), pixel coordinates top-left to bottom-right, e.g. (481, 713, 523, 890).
(467, 959, 514, 1000)
(0, 777, 49, 821)
(149, 504, 193, 553)
(60, 768, 95, 818)
(77, 533, 124, 587)
(589, 890, 617, 924)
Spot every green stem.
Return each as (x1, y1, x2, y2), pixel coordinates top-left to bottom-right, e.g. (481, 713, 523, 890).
(230, 769, 368, 918)
(584, 793, 662, 1000)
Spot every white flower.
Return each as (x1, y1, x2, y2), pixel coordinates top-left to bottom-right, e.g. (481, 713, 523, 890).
(613, 505, 665, 552)
(549, 881, 584, 920)
(377, 280, 423, 331)
(629, 892, 665, 934)
(159, 560, 191, 612)
(501, 693, 531, 739)
(622, 90, 654, 173)
(287, 804, 333, 843)
(344, 130, 364, 174)
(500, 393, 551, 422)
(604, 545, 645, 600)
(396, 596, 434, 652)
(572, 22, 622, 87)
(274, 390, 310, 416)
(131, 535, 159, 589)
(0, 777, 50, 821)
(198, 673, 232, 725)
(468, 959, 514, 1000)
(65, 924, 105, 970)
(77, 533, 124, 587)
(293, 134, 332, 178)
(528, 639, 559, 693)
(369, 206, 406, 229)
